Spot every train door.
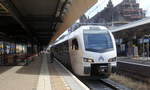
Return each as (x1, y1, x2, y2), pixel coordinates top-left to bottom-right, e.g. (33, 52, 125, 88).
(69, 38, 83, 75)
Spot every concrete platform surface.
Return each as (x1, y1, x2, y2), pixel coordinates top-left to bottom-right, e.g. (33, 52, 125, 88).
(0, 54, 89, 90)
(45, 54, 89, 90)
(0, 56, 41, 90)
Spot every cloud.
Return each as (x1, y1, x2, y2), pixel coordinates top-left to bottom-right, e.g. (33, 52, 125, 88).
(137, 0, 150, 16)
(111, 0, 123, 6)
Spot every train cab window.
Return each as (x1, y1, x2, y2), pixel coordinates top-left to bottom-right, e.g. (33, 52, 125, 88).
(72, 39, 79, 50)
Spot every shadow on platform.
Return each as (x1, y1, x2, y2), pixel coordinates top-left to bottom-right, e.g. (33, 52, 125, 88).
(16, 55, 70, 77)
(15, 56, 41, 75)
(0, 66, 13, 75)
(48, 61, 70, 76)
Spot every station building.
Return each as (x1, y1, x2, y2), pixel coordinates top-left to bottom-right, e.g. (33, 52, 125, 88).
(80, 0, 145, 26)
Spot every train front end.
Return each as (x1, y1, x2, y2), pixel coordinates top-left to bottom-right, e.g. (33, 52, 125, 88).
(82, 26, 117, 78)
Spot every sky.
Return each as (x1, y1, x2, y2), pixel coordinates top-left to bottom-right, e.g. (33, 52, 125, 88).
(85, 0, 150, 18)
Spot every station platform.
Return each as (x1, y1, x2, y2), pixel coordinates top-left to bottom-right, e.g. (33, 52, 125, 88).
(118, 57, 150, 66)
(0, 54, 89, 90)
(117, 57, 150, 83)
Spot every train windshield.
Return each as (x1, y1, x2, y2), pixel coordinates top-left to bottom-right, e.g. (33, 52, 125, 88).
(84, 30, 113, 52)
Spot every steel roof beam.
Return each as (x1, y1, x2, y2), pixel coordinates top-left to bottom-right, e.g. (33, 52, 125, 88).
(51, 0, 97, 41)
(51, 0, 68, 31)
(0, 0, 34, 38)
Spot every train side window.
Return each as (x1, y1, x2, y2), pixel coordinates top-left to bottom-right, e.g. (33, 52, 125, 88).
(72, 39, 79, 50)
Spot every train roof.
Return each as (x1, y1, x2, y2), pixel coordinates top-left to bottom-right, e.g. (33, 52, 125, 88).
(68, 23, 108, 32)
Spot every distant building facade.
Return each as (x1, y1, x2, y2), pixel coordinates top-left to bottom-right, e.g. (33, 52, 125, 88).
(80, 0, 145, 27)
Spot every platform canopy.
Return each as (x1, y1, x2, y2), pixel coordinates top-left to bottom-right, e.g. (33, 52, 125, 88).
(0, 0, 97, 45)
(111, 17, 150, 39)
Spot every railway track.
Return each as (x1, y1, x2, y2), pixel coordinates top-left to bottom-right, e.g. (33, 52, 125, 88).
(80, 78, 130, 90)
(100, 79, 130, 90)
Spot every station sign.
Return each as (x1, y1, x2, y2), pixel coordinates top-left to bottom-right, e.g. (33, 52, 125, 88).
(138, 39, 150, 43)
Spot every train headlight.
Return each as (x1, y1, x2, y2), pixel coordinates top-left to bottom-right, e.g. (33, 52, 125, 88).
(108, 57, 117, 62)
(83, 58, 94, 63)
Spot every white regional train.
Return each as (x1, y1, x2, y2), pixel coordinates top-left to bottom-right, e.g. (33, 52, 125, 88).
(51, 24, 117, 78)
